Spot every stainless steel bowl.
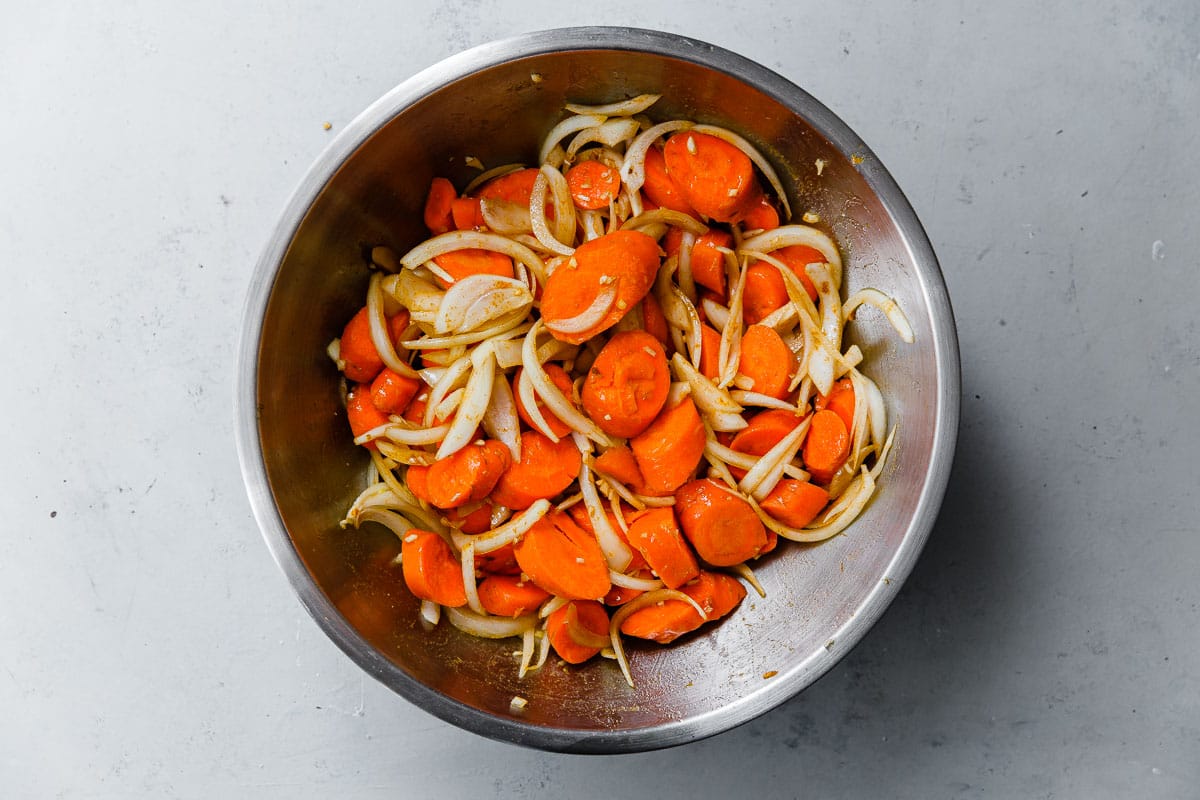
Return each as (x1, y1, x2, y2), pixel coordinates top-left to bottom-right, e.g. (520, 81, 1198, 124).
(236, 27, 959, 753)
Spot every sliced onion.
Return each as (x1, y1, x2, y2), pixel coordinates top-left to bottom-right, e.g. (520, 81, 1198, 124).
(704, 437, 809, 482)
(436, 342, 496, 459)
(578, 459, 634, 572)
(402, 314, 531, 351)
(447, 606, 536, 639)
(738, 415, 811, 500)
(727, 563, 766, 598)
(400, 230, 547, 289)
(730, 390, 801, 412)
(539, 595, 570, 619)
(620, 209, 708, 237)
(565, 118, 641, 158)
(608, 589, 708, 688)
(701, 297, 730, 333)
(539, 113, 606, 166)
(435, 275, 532, 335)
(670, 352, 747, 426)
(693, 123, 792, 221)
(565, 602, 611, 649)
(460, 540, 484, 615)
(580, 209, 606, 241)
(718, 254, 749, 388)
(420, 599, 441, 628)
(517, 627, 537, 678)
(353, 421, 450, 447)
(740, 225, 843, 288)
(675, 287, 703, 370)
(367, 272, 419, 378)
(564, 93, 661, 117)
(676, 230, 698, 301)
(517, 367, 559, 441)
(351, 508, 416, 541)
(749, 466, 876, 543)
(530, 166, 576, 256)
(479, 197, 534, 235)
(374, 441, 434, 467)
(608, 571, 664, 591)
(423, 355, 471, 427)
(384, 269, 443, 316)
(367, 450, 448, 534)
(843, 288, 915, 343)
(806, 262, 843, 351)
(482, 374, 522, 462)
(462, 162, 526, 195)
(451, 498, 551, 555)
(619, 120, 694, 193)
(541, 277, 617, 336)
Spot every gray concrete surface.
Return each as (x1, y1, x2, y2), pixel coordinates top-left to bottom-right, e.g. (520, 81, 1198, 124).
(2, 1, 1197, 797)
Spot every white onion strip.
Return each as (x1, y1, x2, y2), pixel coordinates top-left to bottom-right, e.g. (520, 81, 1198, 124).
(565, 118, 641, 158)
(400, 230, 548, 289)
(718, 253, 749, 388)
(620, 209, 708, 237)
(367, 272, 420, 378)
(806, 262, 843, 352)
(608, 571, 665, 591)
(608, 589, 708, 687)
(703, 438, 810, 482)
(619, 120, 694, 193)
(738, 416, 811, 501)
(544, 282, 616, 337)
(423, 356, 472, 427)
(578, 457, 634, 572)
(517, 367, 559, 441)
(693, 124, 792, 221)
(522, 322, 614, 447)
(530, 167, 576, 256)
(367, 450, 447, 534)
(420, 600, 441, 628)
(460, 540, 484, 615)
(351, 508, 416, 541)
(564, 93, 661, 116)
(436, 345, 496, 459)
(462, 162, 525, 195)
(402, 315, 530, 350)
(447, 606, 536, 639)
(353, 421, 450, 447)
(727, 563, 766, 599)
(730, 390, 801, 412)
(450, 498, 551, 554)
(539, 114, 606, 166)
(740, 225, 843, 289)
(518, 627, 536, 678)
(435, 275, 532, 335)
(479, 197, 534, 235)
(482, 374, 522, 462)
(843, 288, 915, 343)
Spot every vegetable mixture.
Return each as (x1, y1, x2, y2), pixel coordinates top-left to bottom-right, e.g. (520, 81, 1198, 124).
(329, 94, 912, 688)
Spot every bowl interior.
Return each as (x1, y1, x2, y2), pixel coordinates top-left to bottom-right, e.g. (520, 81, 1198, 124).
(246, 31, 956, 752)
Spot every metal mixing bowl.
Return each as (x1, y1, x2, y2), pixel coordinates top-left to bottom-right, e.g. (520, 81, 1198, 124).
(235, 27, 959, 753)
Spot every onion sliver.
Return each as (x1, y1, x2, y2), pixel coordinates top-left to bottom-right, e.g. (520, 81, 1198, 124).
(530, 166, 576, 256)
(460, 540, 484, 615)
(479, 197, 534, 235)
(420, 600, 441, 628)
(423, 355, 472, 427)
(578, 460, 634, 572)
(543, 281, 617, 337)
(619, 120, 694, 193)
(451, 498, 551, 555)
(620, 208, 708, 237)
(806, 262, 843, 351)
(353, 421, 450, 447)
(718, 254, 749, 388)
(367, 450, 448, 534)
(523, 323, 615, 447)
(400, 230, 548, 289)
(843, 288, 915, 343)
(704, 438, 810, 482)
(447, 606, 536, 639)
(517, 627, 537, 678)
(608, 589, 708, 687)
(670, 352, 746, 419)
(692, 124, 792, 221)
(565, 603, 611, 649)
(462, 162, 525, 195)
(740, 225, 842, 288)
(738, 415, 811, 500)
(539, 113, 606, 166)
(702, 297, 730, 332)
(565, 93, 661, 117)
(727, 562, 766, 599)
(402, 315, 530, 350)
(517, 367, 559, 441)
(367, 272, 419, 378)
(352, 508, 416, 541)
(436, 342, 496, 459)
(565, 118, 641, 158)
(608, 570, 665, 592)
(482, 374, 522, 463)
(435, 274, 532, 334)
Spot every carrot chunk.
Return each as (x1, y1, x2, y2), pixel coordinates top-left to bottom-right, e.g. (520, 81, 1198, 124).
(674, 479, 768, 566)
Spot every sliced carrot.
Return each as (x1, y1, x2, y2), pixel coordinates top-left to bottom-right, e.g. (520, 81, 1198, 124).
(513, 512, 611, 600)
(346, 384, 390, 440)
(629, 396, 707, 495)
(698, 323, 722, 380)
(815, 377, 855, 433)
(738, 195, 780, 231)
(476, 574, 551, 617)
(662, 131, 761, 223)
(619, 570, 746, 643)
(566, 502, 648, 572)
(674, 478, 768, 566)
(425, 440, 512, 509)
(451, 197, 484, 230)
(742, 262, 789, 326)
(760, 479, 830, 528)
(431, 249, 514, 290)
(339, 307, 410, 383)
(625, 507, 700, 589)
(566, 160, 621, 210)
(728, 408, 804, 479)
(738, 324, 795, 400)
(581, 330, 670, 438)
(802, 409, 850, 484)
(664, 227, 732, 296)
(641, 291, 670, 347)
(369, 367, 421, 415)
(446, 502, 492, 534)
(475, 167, 540, 205)
(540, 230, 661, 344)
(641, 144, 696, 215)
(546, 599, 610, 663)
(592, 445, 646, 493)
(423, 176, 456, 235)
(405, 464, 432, 503)
(490, 430, 582, 510)
(513, 364, 574, 438)
(401, 530, 467, 607)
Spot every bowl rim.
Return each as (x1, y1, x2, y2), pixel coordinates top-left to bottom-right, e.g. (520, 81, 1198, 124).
(234, 25, 961, 754)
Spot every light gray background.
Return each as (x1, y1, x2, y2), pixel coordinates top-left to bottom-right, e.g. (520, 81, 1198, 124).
(2, 1, 1197, 797)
